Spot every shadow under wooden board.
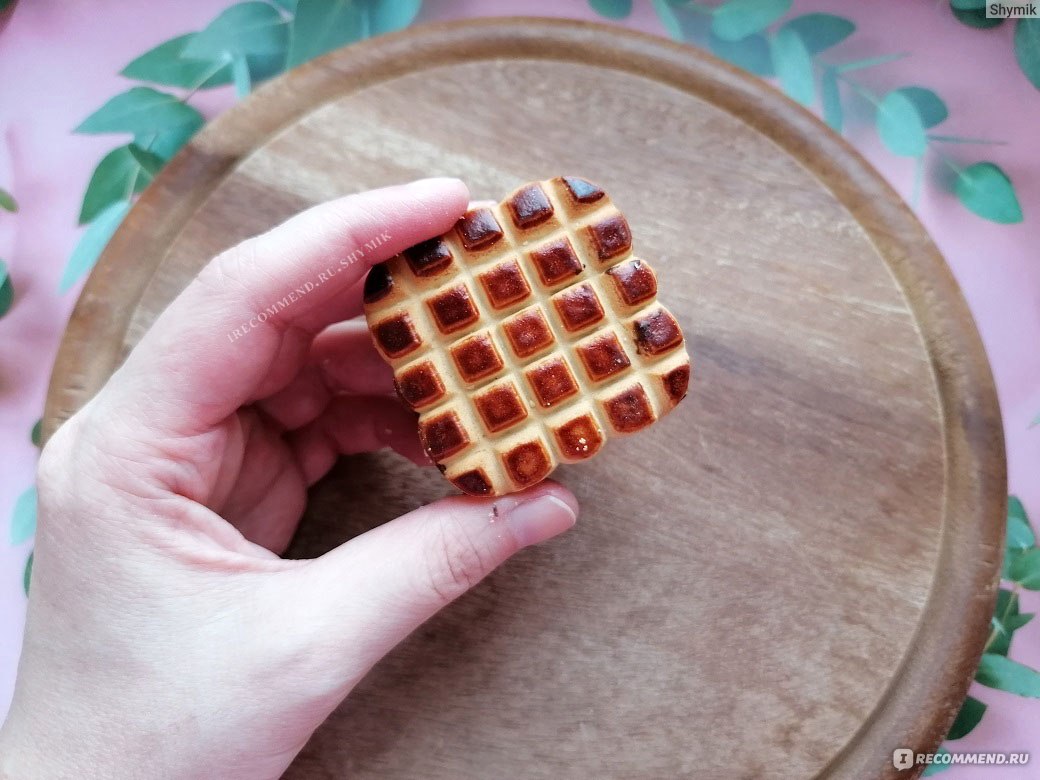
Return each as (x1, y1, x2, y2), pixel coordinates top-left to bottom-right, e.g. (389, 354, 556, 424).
(43, 18, 1004, 780)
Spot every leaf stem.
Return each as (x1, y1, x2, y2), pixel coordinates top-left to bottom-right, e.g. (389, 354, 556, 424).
(835, 74, 881, 108)
(933, 147, 965, 177)
(911, 157, 924, 207)
(124, 158, 144, 201)
(984, 586, 1020, 653)
(829, 52, 911, 74)
(123, 135, 158, 200)
(682, 2, 715, 14)
(183, 54, 232, 102)
(927, 134, 1008, 146)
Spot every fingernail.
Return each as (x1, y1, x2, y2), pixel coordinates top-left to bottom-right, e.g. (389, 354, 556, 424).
(506, 494, 577, 548)
(407, 177, 466, 194)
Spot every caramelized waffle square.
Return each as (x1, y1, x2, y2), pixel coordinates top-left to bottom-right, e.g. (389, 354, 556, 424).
(364, 177, 691, 496)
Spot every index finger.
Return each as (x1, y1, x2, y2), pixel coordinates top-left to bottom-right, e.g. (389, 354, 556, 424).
(106, 177, 469, 436)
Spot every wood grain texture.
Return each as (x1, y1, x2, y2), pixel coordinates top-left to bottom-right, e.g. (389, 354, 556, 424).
(42, 19, 1005, 780)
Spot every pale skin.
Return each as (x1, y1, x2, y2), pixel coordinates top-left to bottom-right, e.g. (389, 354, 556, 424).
(0, 179, 579, 779)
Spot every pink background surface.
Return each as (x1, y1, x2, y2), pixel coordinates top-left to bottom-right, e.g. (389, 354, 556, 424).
(0, 0, 1037, 775)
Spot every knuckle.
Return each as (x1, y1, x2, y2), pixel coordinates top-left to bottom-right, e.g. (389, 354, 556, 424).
(34, 410, 101, 522)
(35, 432, 67, 490)
(35, 401, 145, 525)
(193, 238, 298, 331)
(36, 413, 83, 488)
(424, 511, 492, 603)
(194, 240, 258, 301)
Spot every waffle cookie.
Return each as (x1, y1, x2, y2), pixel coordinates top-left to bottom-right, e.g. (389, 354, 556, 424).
(363, 177, 690, 497)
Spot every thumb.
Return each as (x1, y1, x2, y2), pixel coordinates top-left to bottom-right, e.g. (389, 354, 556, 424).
(299, 482, 578, 680)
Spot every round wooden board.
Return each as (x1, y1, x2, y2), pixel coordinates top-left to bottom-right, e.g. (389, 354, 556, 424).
(44, 18, 1004, 780)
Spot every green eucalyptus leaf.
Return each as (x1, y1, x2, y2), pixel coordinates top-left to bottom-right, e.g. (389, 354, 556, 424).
(1015, 19, 1040, 89)
(75, 87, 204, 136)
(126, 37, 283, 88)
(988, 631, 1013, 658)
(0, 187, 16, 212)
(897, 86, 948, 128)
(271, 0, 298, 10)
(876, 89, 928, 157)
(1008, 613, 1035, 631)
(1010, 548, 1040, 589)
(0, 259, 12, 319)
(952, 6, 1005, 28)
(121, 34, 231, 89)
(770, 26, 814, 107)
(246, 50, 291, 83)
(712, 0, 791, 42)
(127, 144, 165, 177)
(951, 0, 986, 8)
(778, 13, 854, 54)
(1008, 496, 1035, 548)
(975, 653, 1040, 697)
(708, 31, 774, 75)
(141, 112, 205, 162)
(362, 0, 422, 35)
(821, 66, 842, 132)
(23, 552, 32, 596)
(183, 2, 288, 60)
(589, 0, 633, 18)
(653, 0, 684, 41)
(1032, 411, 1040, 427)
(60, 201, 130, 293)
(996, 587, 1018, 621)
(79, 146, 151, 225)
(31, 419, 42, 448)
(946, 695, 986, 740)
(955, 162, 1023, 224)
(10, 486, 37, 545)
(922, 749, 952, 776)
(1004, 542, 1027, 579)
(287, 0, 364, 67)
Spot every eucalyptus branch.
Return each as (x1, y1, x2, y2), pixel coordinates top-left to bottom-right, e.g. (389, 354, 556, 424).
(60, 0, 426, 293)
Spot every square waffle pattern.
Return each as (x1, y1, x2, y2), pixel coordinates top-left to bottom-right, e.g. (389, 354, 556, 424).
(363, 177, 691, 496)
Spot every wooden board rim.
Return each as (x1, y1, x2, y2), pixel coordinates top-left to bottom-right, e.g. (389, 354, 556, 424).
(43, 17, 1006, 779)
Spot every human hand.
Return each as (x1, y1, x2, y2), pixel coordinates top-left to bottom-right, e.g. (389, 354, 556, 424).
(0, 179, 579, 780)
